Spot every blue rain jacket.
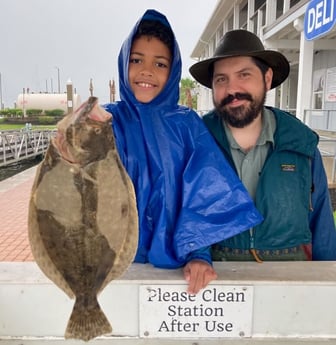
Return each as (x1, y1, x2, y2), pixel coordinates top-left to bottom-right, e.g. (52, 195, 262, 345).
(104, 9, 263, 268)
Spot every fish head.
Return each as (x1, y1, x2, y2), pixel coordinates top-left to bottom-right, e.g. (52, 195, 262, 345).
(55, 97, 114, 165)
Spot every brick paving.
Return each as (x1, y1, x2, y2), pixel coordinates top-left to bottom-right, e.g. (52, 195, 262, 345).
(0, 161, 335, 263)
(0, 167, 37, 261)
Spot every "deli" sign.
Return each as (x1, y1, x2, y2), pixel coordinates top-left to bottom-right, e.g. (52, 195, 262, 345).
(304, 0, 336, 40)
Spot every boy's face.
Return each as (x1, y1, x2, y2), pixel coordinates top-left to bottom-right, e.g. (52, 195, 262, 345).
(128, 35, 171, 103)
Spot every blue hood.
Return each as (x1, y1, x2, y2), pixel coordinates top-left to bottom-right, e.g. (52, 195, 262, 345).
(104, 9, 263, 268)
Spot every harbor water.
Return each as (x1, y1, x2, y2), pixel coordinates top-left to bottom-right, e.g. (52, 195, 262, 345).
(0, 157, 42, 182)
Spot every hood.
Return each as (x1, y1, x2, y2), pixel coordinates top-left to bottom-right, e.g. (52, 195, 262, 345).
(118, 9, 181, 108)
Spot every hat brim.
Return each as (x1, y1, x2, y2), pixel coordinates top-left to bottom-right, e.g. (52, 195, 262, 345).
(189, 51, 290, 89)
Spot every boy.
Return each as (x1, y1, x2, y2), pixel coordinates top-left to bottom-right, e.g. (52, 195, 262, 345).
(104, 11, 262, 293)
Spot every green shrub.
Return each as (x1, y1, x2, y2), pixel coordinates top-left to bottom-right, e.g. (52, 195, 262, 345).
(26, 109, 43, 115)
(0, 108, 10, 116)
(0, 108, 22, 117)
(45, 109, 65, 116)
(38, 116, 58, 125)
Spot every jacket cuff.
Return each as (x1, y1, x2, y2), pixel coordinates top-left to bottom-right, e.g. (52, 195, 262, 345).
(186, 246, 212, 266)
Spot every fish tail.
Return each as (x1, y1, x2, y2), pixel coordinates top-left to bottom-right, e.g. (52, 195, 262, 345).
(65, 297, 112, 341)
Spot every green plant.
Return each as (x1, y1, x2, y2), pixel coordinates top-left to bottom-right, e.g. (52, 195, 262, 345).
(44, 109, 65, 116)
(38, 116, 58, 124)
(0, 108, 23, 117)
(26, 108, 43, 115)
(179, 77, 197, 109)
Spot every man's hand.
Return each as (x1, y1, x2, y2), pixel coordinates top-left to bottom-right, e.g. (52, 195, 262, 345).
(183, 260, 217, 295)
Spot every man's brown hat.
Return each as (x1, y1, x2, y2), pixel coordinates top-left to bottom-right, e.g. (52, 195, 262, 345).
(189, 29, 290, 89)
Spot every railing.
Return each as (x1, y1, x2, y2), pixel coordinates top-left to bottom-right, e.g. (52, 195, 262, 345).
(0, 130, 56, 167)
(318, 136, 336, 183)
(303, 109, 336, 131)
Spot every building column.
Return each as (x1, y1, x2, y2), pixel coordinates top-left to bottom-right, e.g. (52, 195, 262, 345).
(280, 78, 289, 110)
(294, 18, 314, 121)
(266, 0, 277, 26)
(233, 1, 240, 29)
(247, 0, 255, 32)
(265, 88, 277, 107)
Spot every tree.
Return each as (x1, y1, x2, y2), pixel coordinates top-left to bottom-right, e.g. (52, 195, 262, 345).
(179, 78, 197, 109)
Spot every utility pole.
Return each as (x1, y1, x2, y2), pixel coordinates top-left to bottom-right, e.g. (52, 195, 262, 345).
(22, 88, 26, 117)
(89, 78, 93, 96)
(66, 79, 73, 113)
(109, 79, 115, 102)
(55, 66, 60, 93)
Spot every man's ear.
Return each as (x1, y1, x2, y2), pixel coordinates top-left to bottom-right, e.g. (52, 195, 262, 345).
(265, 68, 273, 91)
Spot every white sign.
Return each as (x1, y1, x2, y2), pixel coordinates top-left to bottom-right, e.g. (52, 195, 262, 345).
(325, 67, 336, 102)
(139, 285, 253, 338)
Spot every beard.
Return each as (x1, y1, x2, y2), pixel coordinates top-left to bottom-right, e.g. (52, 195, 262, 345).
(213, 86, 266, 128)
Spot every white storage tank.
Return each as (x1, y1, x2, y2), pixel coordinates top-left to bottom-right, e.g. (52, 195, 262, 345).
(16, 93, 81, 113)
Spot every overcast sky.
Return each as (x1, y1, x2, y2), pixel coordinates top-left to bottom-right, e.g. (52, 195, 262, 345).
(0, 0, 218, 107)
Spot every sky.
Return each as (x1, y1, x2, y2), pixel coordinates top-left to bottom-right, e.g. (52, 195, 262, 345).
(0, 0, 218, 108)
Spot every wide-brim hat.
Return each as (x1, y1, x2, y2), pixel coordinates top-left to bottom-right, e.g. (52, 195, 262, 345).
(189, 29, 290, 89)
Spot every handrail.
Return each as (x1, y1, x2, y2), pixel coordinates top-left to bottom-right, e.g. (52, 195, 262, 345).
(0, 130, 56, 167)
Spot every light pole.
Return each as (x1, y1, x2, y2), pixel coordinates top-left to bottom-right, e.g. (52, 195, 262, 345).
(109, 79, 115, 102)
(89, 78, 93, 96)
(66, 79, 73, 113)
(22, 88, 26, 117)
(55, 66, 60, 93)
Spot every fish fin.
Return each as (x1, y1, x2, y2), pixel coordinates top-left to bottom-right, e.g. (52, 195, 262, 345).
(65, 297, 112, 341)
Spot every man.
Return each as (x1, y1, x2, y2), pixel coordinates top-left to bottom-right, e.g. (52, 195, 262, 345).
(189, 29, 336, 261)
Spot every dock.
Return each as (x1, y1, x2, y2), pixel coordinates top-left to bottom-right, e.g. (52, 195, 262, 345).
(0, 130, 55, 167)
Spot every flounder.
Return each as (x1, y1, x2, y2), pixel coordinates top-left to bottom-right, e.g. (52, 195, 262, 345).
(28, 96, 138, 341)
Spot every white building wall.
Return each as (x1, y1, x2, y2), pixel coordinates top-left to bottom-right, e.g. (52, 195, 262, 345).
(190, 0, 336, 130)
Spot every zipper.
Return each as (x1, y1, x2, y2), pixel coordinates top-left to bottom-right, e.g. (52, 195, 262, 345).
(249, 228, 263, 263)
(309, 182, 314, 211)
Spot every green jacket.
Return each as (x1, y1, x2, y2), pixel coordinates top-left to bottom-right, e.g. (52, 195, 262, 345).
(203, 107, 336, 261)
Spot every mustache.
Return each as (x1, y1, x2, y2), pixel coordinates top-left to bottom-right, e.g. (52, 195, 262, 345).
(219, 92, 253, 107)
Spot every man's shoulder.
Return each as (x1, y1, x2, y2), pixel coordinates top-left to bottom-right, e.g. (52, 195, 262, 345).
(268, 106, 319, 154)
(268, 106, 316, 134)
(267, 106, 295, 119)
(202, 110, 219, 128)
(202, 109, 217, 120)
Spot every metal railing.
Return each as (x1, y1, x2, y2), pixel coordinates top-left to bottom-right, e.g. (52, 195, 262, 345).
(318, 136, 336, 183)
(0, 129, 56, 167)
(303, 109, 336, 131)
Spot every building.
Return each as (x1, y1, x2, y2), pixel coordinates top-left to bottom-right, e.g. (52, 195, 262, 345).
(191, 0, 336, 131)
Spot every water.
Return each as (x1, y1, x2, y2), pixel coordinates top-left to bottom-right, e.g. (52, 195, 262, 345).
(0, 157, 42, 182)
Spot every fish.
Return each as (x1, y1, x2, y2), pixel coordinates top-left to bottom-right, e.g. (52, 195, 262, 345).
(28, 96, 138, 341)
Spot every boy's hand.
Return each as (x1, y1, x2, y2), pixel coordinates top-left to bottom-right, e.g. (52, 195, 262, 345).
(183, 260, 218, 295)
